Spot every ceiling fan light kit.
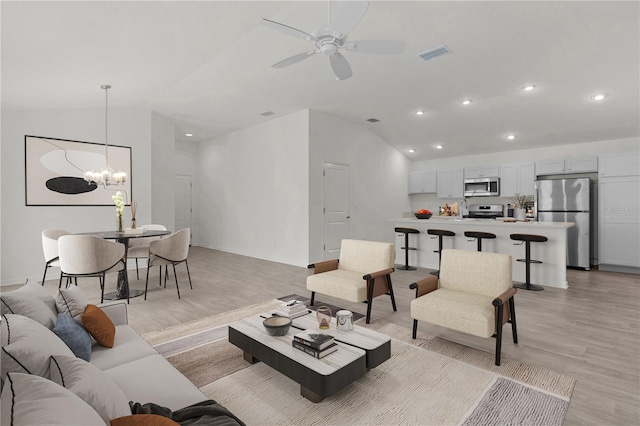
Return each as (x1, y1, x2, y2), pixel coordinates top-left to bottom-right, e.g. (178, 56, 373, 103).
(260, 1, 406, 80)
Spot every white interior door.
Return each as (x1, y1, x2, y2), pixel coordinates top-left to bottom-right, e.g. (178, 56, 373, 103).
(323, 162, 351, 260)
(175, 175, 192, 238)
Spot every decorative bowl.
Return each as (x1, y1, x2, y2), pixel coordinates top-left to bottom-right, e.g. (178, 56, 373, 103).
(263, 316, 292, 336)
(415, 213, 433, 219)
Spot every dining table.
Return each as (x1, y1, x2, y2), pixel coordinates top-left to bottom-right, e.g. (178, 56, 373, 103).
(76, 229, 171, 301)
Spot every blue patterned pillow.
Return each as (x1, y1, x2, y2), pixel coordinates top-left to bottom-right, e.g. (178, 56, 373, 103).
(52, 314, 92, 361)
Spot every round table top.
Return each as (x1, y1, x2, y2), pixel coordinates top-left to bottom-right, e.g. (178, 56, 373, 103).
(75, 229, 171, 240)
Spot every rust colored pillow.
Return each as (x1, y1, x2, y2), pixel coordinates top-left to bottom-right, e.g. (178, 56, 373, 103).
(110, 414, 179, 426)
(109, 414, 180, 426)
(81, 304, 116, 348)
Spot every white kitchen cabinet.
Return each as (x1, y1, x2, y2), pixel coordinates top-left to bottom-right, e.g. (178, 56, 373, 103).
(464, 165, 500, 179)
(500, 162, 535, 197)
(437, 169, 463, 198)
(408, 170, 437, 194)
(536, 157, 598, 176)
(600, 153, 640, 177)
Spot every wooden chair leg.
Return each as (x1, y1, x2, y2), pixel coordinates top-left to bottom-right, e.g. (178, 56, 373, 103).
(509, 297, 518, 344)
(386, 275, 397, 311)
(310, 292, 315, 306)
(173, 264, 181, 299)
(495, 304, 504, 366)
(365, 278, 375, 324)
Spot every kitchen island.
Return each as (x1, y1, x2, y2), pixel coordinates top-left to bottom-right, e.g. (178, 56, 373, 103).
(393, 217, 575, 289)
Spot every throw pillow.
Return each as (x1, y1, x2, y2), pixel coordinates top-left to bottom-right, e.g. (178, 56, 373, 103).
(0, 280, 58, 329)
(49, 355, 131, 423)
(1, 372, 105, 426)
(110, 414, 179, 426)
(52, 313, 92, 361)
(56, 285, 89, 321)
(82, 304, 116, 348)
(0, 314, 74, 383)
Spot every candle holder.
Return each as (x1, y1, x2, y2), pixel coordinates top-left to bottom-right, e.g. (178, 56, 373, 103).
(316, 306, 332, 330)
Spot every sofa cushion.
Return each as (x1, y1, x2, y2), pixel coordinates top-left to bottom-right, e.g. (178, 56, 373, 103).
(439, 249, 512, 298)
(56, 285, 89, 321)
(410, 288, 496, 338)
(1, 372, 105, 425)
(50, 355, 131, 423)
(104, 354, 207, 411)
(90, 325, 158, 371)
(111, 414, 179, 426)
(83, 304, 116, 347)
(337, 239, 395, 273)
(307, 269, 367, 303)
(53, 313, 92, 361)
(1, 314, 74, 382)
(0, 280, 58, 329)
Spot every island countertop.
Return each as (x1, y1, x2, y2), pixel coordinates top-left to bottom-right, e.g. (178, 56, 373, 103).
(392, 218, 574, 289)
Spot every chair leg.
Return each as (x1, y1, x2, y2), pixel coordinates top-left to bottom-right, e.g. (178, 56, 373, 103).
(386, 275, 397, 312)
(310, 292, 315, 306)
(159, 266, 163, 288)
(365, 278, 375, 324)
(42, 264, 49, 286)
(495, 304, 504, 366)
(144, 264, 151, 300)
(74, 277, 78, 286)
(100, 274, 105, 304)
(185, 260, 192, 290)
(412, 319, 418, 339)
(135, 258, 139, 280)
(58, 272, 64, 289)
(173, 264, 181, 299)
(509, 297, 518, 344)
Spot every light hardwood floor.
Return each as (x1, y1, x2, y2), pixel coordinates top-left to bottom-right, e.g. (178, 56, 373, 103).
(32, 246, 640, 425)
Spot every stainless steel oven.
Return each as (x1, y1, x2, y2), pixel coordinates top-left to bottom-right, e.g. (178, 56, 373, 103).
(464, 177, 500, 197)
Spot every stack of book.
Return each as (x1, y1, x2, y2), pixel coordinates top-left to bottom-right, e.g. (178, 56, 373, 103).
(292, 330, 338, 358)
(274, 300, 308, 319)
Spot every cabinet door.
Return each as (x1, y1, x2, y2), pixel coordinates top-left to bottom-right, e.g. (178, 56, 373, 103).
(437, 170, 452, 198)
(566, 157, 598, 173)
(500, 163, 517, 197)
(409, 171, 436, 194)
(517, 163, 536, 195)
(451, 169, 464, 198)
(536, 160, 565, 175)
(464, 167, 483, 179)
(600, 153, 640, 177)
(599, 176, 640, 267)
(482, 165, 500, 177)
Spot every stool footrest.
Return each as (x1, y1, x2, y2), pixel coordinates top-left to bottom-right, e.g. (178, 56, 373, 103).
(516, 259, 543, 264)
(397, 265, 417, 271)
(401, 247, 418, 250)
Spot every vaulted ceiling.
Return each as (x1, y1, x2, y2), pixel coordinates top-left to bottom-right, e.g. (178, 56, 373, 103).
(2, 1, 638, 160)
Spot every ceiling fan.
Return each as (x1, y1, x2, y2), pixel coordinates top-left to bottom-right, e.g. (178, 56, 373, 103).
(259, 1, 406, 80)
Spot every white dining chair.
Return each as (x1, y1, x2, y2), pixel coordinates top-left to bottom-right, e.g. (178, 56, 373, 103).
(144, 228, 192, 300)
(126, 224, 167, 279)
(58, 235, 126, 303)
(41, 229, 71, 286)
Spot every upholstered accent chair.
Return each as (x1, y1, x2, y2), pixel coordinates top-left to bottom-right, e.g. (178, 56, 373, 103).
(41, 229, 71, 285)
(58, 235, 126, 303)
(410, 249, 518, 366)
(144, 228, 192, 300)
(307, 239, 396, 324)
(126, 224, 167, 279)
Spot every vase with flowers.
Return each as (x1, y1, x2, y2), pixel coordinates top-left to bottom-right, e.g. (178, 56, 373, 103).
(511, 193, 533, 221)
(112, 191, 125, 232)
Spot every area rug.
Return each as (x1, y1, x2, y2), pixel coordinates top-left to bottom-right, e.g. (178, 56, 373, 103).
(142, 298, 575, 425)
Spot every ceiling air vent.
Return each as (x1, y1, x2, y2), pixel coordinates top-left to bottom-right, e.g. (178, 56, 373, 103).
(261, 111, 275, 117)
(366, 118, 380, 123)
(418, 45, 451, 62)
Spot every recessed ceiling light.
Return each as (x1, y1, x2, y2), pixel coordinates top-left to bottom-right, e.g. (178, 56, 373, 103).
(434, 144, 443, 150)
(461, 99, 472, 105)
(185, 133, 193, 137)
(415, 110, 424, 116)
(522, 85, 536, 91)
(408, 149, 415, 153)
(506, 134, 516, 141)
(592, 94, 606, 101)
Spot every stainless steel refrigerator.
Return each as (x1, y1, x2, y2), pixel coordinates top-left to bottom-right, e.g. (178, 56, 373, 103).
(535, 177, 591, 270)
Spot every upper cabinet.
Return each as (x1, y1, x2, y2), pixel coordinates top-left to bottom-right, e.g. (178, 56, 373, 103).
(437, 169, 464, 198)
(408, 170, 437, 194)
(599, 153, 640, 177)
(536, 157, 598, 176)
(464, 165, 500, 179)
(500, 162, 535, 197)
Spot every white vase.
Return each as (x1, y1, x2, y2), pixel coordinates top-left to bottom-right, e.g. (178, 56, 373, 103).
(515, 208, 526, 221)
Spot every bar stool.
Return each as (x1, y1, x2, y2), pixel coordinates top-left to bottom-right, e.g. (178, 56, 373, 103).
(427, 229, 456, 277)
(510, 233, 548, 291)
(464, 231, 496, 252)
(395, 227, 420, 270)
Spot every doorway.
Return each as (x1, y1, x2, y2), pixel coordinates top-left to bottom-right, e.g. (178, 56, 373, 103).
(323, 162, 351, 260)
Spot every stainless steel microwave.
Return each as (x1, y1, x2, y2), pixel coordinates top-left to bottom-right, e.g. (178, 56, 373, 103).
(464, 177, 500, 197)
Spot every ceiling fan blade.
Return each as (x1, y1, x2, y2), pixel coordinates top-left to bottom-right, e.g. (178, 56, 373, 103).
(271, 50, 318, 69)
(329, 1, 369, 37)
(259, 18, 315, 41)
(329, 52, 353, 80)
(345, 39, 407, 55)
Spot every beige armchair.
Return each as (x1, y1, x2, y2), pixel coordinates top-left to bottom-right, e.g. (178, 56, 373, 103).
(58, 235, 126, 303)
(410, 249, 517, 366)
(41, 229, 71, 286)
(307, 239, 396, 324)
(144, 228, 192, 300)
(127, 224, 167, 279)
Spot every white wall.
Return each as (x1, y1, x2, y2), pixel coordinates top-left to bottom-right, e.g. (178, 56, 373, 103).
(308, 110, 412, 262)
(193, 110, 310, 267)
(1, 107, 152, 285)
(150, 112, 175, 228)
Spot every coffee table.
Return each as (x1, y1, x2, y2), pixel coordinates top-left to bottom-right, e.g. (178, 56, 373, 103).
(228, 312, 391, 402)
